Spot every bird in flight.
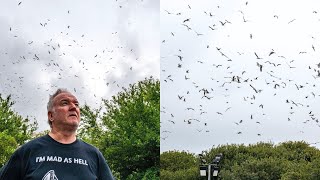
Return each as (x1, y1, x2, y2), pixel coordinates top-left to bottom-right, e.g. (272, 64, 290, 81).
(257, 62, 263, 72)
(209, 25, 215, 31)
(182, 24, 192, 31)
(183, 18, 190, 23)
(288, 19, 296, 24)
(194, 31, 203, 36)
(175, 55, 183, 61)
(164, 10, 172, 14)
(254, 52, 262, 59)
(269, 49, 275, 56)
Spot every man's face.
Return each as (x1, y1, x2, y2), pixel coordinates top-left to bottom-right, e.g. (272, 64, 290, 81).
(48, 92, 80, 130)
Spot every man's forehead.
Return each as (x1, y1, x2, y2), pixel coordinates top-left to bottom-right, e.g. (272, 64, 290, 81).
(54, 92, 78, 101)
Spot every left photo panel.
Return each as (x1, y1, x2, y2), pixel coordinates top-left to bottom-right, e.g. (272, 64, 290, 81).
(0, 0, 159, 179)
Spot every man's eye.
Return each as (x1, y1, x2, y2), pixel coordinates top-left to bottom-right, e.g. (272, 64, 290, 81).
(75, 103, 79, 107)
(62, 101, 68, 105)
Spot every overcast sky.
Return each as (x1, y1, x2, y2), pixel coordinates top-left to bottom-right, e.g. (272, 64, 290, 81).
(160, 0, 320, 153)
(0, 0, 159, 132)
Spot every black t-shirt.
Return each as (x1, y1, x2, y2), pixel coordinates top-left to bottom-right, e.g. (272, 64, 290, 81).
(0, 135, 114, 180)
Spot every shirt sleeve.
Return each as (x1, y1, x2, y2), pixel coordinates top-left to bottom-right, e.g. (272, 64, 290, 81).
(0, 150, 23, 180)
(97, 151, 115, 180)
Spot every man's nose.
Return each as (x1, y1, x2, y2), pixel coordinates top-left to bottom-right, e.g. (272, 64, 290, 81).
(69, 103, 78, 110)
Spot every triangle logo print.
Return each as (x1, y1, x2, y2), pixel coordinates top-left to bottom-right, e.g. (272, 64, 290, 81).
(42, 170, 58, 180)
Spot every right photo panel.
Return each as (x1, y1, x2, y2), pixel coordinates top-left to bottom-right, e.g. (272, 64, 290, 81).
(160, 0, 320, 179)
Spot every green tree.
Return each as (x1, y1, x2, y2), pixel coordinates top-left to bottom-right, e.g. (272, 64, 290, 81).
(160, 151, 197, 171)
(78, 105, 104, 148)
(160, 141, 320, 180)
(102, 77, 160, 179)
(0, 131, 18, 166)
(78, 77, 160, 179)
(0, 94, 38, 167)
(160, 151, 198, 180)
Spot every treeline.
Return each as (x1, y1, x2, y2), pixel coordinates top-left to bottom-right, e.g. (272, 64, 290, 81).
(161, 141, 320, 180)
(0, 77, 160, 180)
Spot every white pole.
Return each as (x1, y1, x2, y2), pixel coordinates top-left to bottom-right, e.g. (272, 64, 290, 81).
(208, 164, 211, 180)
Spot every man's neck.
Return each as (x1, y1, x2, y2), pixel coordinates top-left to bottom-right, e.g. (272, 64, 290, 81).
(48, 130, 77, 144)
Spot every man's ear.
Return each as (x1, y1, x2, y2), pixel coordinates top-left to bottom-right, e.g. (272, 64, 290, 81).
(48, 111, 53, 120)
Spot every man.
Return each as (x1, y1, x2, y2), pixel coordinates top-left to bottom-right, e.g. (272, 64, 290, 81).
(0, 88, 114, 179)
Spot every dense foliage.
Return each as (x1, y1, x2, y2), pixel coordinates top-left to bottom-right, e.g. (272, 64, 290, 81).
(78, 77, 160, 179)
(0, 94, 37, 166)
(161, 141, 320, 180)
(160, 151, 199, 180)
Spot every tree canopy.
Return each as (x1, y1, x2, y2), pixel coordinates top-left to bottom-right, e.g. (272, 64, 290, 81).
(78, 77, 160, 179)
(160, 150, 199, 180)
(160, 141, 320, 180)
(0, 94, 38, 166)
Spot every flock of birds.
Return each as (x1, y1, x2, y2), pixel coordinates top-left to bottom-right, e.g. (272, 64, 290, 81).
(0, 1, 156, 131)
(160, 1, 320, 150)
(3, 0, 320, 151)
